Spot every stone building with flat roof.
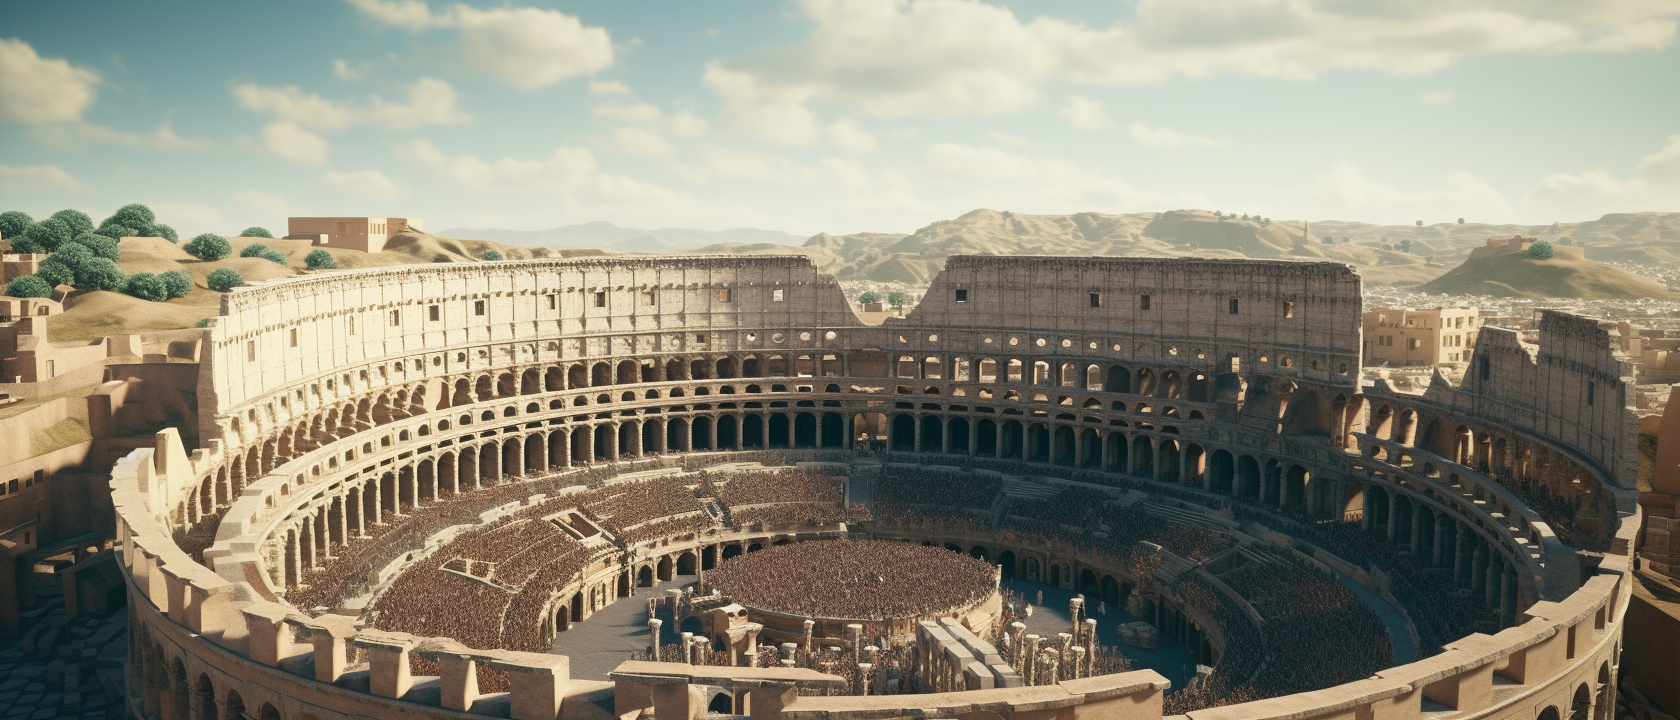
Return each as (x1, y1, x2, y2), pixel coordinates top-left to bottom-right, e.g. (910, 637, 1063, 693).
(286, 217, 423, 253)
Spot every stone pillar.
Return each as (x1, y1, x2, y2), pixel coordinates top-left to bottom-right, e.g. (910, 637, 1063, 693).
(802, 619, 815, 666)
(648, 619, 662, 660)
(1432, 521, 1451, 567)
(913, 415, 922, 452)
(606, 424, 620, 461)
(369, 478, 383, 524)
(1361, 489, 1372, 530)
(1471, 544, 1488, 596)
(1500, 567, 1518, 626)
(1409, 506, 1423, 553)
(437, 655, 478, 712)
(1453, 524, 1469, 584)
(1484, 556, 1501, 609)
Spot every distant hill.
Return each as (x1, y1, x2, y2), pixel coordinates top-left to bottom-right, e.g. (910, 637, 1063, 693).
(694, 209, 1680, 288)
(436, 221, 806, 253)
(1418, 241, 1679, 300)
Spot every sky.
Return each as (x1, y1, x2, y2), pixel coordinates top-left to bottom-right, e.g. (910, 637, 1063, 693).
(2, 0, 1679, 238)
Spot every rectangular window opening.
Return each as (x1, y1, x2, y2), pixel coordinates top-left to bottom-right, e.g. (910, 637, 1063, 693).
(429, 304, 441, 321)
(289, 328, 298, 348)
(594, 291, 607, 308)
(1140, 294, 1151, 311)
(547, 295, 557, 310)
(474, 300, 486, 316)
(1284, 301, 1294, 318)
(246, 340, 256, 362)
(955, 288, 968, 303)
(772, 288, 785, 302)
(718, 288, 732, 302)
(1229, 298, 1240, 315)
(1089, 292, 1101, 308)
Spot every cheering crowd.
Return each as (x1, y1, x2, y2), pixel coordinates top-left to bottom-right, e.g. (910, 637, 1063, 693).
(706, 539, 997, 620)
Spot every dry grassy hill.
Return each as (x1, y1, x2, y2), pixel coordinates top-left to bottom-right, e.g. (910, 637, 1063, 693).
(684, 209, 1680, 289)
(1418, 244, 1678, 300)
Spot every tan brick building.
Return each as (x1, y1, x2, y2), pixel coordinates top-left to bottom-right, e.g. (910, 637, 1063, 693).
(285, 217, 423, 253)
(1362, 306, 1481, 367)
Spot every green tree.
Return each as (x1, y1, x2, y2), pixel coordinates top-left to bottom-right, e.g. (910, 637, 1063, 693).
(50, 209, 94, 236)
(149, 223, 178, 242)
(206, 268, 244, 292)
(160, 270, 192, 299)
(184, 233, 232, 261)
(5, 274, 52, 298)
(481, 250, 504, 261)
(1527, 240, 1555, 260)
(0, 210, 33, 240)
(1415, 220, 1423, 226)
(96, 220, 137, 239)
(258, 249, 287, 265)
(887, 290, 909, 305)
(858, 291, 880, 304)
(240, 226, 273, 238)
(68, 232, 120, 261)
(1321, 235, 1335, 244)
(124, 272, 169, 302)
(1398, 239, 1413, 253)
(34, 261, 72, 287)
(195, 317, 211, 328)
(103, 203, 155, 231)
(23, 217, 74, 252)
(1457, 217, 1465, 224)
(75, 258, 126, 291)
(49, 242, 94, 273)
(305, 249, 337, 269)
(239, 242, 270, 258)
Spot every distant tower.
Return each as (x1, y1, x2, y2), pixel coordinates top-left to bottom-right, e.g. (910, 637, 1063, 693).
(1303, 219, 1310, 244)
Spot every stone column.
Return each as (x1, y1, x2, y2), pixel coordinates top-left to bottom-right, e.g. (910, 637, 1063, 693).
(1453, 524, 1469, 584)
(605, 424, 620, 461)
(1410, 507, 1424, 553)
(1500, 567, 1518, 626)
(913, 415, 922, 452)
(1470, 544, 1488, 596)
(1361, 490, 1372, 530)
(648, 619, 662, 659)
(1484, 556, 1501, 609)
(1432, 522, 1451, 567)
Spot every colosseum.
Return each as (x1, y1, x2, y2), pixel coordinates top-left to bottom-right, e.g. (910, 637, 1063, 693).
(109, 254, 1637, 720)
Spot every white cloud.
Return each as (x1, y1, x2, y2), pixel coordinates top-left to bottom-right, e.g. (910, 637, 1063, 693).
(1309, 161, 1513, 224)
(0, 163, 82, 189)
(590, 100, 710, 156)
(32, 119, 214, 151)
(347, 0, 614, 89)
(325, 169, 403, 199)
(1418, 91, 1454, 104)
(233, 190, 293, 219)
(608, 126, 675, 157)
(1060, 96, 1108, 130)
(0, 38, 101, 123)
(589, 80, 631, 96)
(705, 0, 1680, 121)
(921, 142, 1210, 212)
(233, 77, 468, 130)
(398, 139, 598, 190)
(333, 59, 372, 80)
(1526, 135, 1680, 218)
(1128, 122, 1227, 149)
(672, 144, 871, 187)
(985, 131, 1029, 146)
(261, 121, 331, 165)
(825, 117, 878, 154)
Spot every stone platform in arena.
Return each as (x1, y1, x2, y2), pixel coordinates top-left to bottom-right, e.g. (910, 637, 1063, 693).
(703, 539, 1003, 644)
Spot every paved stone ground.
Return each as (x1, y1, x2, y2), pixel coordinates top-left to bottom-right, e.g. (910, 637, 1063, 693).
(550, 575, 700, 680)
(1, 575, 128, 720)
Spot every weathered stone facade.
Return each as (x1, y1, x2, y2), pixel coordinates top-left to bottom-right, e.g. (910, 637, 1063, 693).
(111, 254, 1639, 720)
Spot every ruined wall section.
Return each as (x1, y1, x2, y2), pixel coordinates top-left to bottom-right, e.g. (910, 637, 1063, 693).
(901, 256, 1363, 391)
(200, 255, 859, 443)
(1452, 311, 1641, 489)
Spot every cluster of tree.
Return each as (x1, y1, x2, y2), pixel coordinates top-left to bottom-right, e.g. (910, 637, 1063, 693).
(481, 250, 503, 261)
(1, 204, 177, 256)
(240, 227, 273, 238)
(239, 243, 288, 265)
(1212, 211, 1271, 225)
(1527, 240, 1555, 260)
(122, 270, 193, 302)
(305, 249, 337, 269)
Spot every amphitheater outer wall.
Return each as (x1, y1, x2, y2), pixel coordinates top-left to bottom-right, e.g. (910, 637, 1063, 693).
(114, 255, 1640, 720)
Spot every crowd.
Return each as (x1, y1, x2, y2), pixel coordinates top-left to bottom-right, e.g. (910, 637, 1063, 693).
(1221, 549, 1391, 697)
(871, 467, 1002, 509)
(705, 468, 847, 506)
(729, 503, 863, 529)
(706, 539, 997, 620)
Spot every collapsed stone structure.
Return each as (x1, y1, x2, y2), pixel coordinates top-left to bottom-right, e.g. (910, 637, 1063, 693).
(107, 254, 1638, 720)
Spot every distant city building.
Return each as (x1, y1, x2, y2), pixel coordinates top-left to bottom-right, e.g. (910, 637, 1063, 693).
(285, 217, 423, 253)
(1362, 306, 1481, 367)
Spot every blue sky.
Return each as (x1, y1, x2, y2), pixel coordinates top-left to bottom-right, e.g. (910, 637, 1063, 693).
(2, 0, 1678, 238)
